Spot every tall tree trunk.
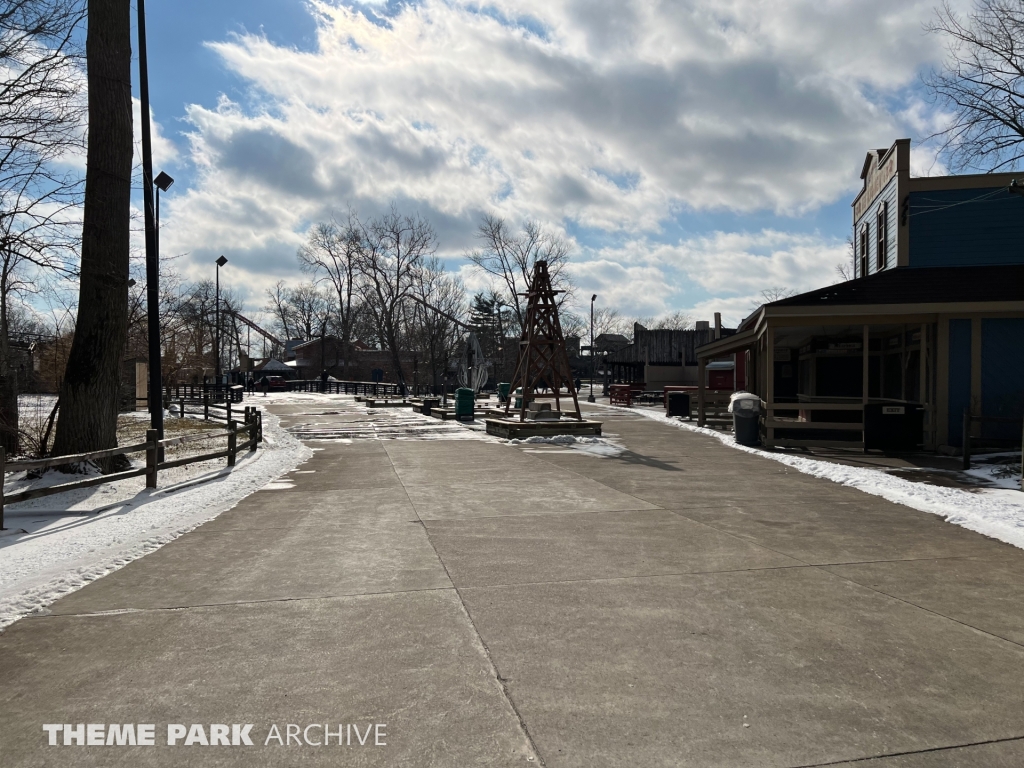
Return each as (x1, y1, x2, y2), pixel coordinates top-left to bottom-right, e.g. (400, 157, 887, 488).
(51, 0, 132, 467)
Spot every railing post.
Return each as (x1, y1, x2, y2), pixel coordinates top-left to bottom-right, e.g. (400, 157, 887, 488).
(204, 395, 210, 421)
(180, 397, 185, 418)
(0, 446, 6, 531)
(227, 420, 237, 467)
(962, 409, 971, 470)
(258, 410, 263, 443)
(146, 429, 158, 488)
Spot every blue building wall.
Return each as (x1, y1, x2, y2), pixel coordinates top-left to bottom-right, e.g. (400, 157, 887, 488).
(853, 176, 898, 277)
(981, 318, 1024, 441)
(908, 187, 1024, 267)
(947, 319, 973, 448)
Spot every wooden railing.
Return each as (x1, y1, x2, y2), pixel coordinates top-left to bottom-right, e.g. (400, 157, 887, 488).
(759, 400, 864, 449)
(288, 380, 402, 396)
(0, 407, 263, 530)
(962, 411, 1024, 487)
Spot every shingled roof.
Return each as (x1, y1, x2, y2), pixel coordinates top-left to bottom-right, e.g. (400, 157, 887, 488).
(768, 265, 1024, 308)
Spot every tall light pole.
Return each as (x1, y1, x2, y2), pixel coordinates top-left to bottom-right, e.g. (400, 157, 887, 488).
(215, 255, 228, 384)
(588, 294, 597, 403)
(137, 0, 163, 438)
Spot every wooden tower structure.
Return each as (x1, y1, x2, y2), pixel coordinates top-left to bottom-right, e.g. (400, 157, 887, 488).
(504, 260, 583, 422)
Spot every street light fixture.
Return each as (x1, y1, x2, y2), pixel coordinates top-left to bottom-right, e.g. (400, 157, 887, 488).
(588, 293, 597, 403)
(215, 255, 228, 384)
(154, 171, 173, 262)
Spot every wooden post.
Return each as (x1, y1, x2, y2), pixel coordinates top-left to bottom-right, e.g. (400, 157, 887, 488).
(962, 409, 971, 470)
(226, 397, 232, 424)
(248, 409, 258, 452)
(697, 358, 707, 427)
(204, 395, 210, 421)
(146, 429, 158, 488)
(0, 446, 6, 531)
(257, 410, 263, 444)
(862, 324, 870, 452)
(180, 397, 185, 418)
(765, 326, 775, 447)
(227, 420, 237, 467)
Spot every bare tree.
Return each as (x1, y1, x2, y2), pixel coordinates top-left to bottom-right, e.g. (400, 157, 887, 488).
(467, 215, 573, 338)
(297, 215, 360, 369)
(752, 287, 798, 310)
(835, 235, 856, 282)
(52, 0, 133, 465)
(654, 310, 694, 330)
(263, 281, 296, 342)
(410, 257, 466, 389)
(0, 0, 85, 453)
(354, 204, 437, 394)
(924, 1, 1024, 171)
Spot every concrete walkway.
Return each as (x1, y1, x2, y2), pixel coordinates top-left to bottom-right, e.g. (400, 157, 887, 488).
(2, 401, 1024, 766)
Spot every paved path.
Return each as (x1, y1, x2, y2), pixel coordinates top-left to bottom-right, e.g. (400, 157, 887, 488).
(2, 400, 1024, 767)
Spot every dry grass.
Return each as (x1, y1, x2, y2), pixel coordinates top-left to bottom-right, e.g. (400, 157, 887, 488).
(117, 414, 228, 462)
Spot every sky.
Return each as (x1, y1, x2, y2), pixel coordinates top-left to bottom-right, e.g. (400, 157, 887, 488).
(136, 0, 968, 326)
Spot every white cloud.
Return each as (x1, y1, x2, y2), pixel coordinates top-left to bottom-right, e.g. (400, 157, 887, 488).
(161, 0, 959, 314)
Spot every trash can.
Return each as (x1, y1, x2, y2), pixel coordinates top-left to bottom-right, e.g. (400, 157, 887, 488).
(729, 392, 761, 446)
(667, 391, 690, 418)
(454, 387, 476, 420)
(498, 382, 511, 404)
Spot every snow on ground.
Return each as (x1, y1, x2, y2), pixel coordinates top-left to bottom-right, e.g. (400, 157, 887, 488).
(257, 390, 499, 442)
(599, 403, 1024, 550)
(0, 409, 311, 631)
(506, 434, 626, 458)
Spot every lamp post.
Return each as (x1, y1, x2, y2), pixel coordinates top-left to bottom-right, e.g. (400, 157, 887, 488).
(137, 0, 163, 438)
(215, 255, 228, 384)
(588, 294, 597, 403)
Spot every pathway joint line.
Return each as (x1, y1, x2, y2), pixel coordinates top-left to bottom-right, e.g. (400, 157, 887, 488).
(789, 734, 1024, 767)
(381, 439, 548, 767)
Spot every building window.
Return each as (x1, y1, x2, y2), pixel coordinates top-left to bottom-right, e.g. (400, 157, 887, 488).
(876, 201, 888, 270)
(859, 224, 869, 277)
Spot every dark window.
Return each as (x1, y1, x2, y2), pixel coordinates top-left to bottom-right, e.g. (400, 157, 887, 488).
(876, 202, 888, 270)
(859, 224, 870, 277)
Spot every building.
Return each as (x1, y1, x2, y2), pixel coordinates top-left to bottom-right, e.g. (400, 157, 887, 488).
(696, 138, 1024, 452)
(606, 321, 744, 391)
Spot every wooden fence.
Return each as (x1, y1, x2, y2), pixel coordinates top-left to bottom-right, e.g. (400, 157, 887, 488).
(962, 411, 1024, 490)
(288, 380, 402, 396)
(0, 407, 263, 530)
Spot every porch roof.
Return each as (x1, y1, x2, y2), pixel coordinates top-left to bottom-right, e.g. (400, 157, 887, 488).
(768, 264, 1024, 308)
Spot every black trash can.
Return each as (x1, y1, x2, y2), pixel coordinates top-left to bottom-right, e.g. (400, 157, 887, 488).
(730, 393, 761, 446)
(667, 391, 691, 418)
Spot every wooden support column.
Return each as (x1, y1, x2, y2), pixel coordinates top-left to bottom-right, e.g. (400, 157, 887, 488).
(971, 316, 982, 439)
(697, 358, 707, 427)
(920, 323, 930, 448)
(862, 324, 870, 453)
(765, 326, 775, 447)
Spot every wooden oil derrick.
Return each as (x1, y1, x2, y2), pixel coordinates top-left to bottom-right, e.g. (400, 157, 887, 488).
(504, 260, 582, 422)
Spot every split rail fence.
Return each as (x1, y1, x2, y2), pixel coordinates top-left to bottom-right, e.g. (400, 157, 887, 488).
(0, 407, 263, 530)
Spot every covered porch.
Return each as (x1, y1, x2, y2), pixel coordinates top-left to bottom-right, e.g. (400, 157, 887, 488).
(695, 266, 1024, 453)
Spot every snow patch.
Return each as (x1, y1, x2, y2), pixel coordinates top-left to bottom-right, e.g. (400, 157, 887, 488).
(0, 410, 312, 631)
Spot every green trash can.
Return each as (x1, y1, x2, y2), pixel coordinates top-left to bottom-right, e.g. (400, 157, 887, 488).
(513, 387, 523, 409)
(498, 382, 511, 404)
(454, 387, 475, 420)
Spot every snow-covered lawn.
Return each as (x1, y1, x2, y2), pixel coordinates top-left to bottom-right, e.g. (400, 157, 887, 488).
(599, 403, 1024, 550)
(0, 408, 310, 630)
